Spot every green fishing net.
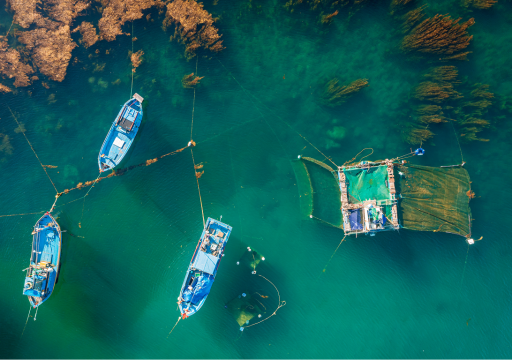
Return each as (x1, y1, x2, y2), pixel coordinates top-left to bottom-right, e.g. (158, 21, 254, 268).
(344, 165, 391, 203)
(292, 157, 343, 228)
(397, 163, 472, 236)
(226, 292, 267, 327)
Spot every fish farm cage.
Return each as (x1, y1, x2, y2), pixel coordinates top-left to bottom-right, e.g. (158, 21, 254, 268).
(293, 155, 474, 241)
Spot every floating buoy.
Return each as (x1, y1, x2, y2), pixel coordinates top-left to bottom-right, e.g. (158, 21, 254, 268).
(252, 271, 256, 275)
(258, 314, 262, 318)
(298, 155, 301, 159)
(236, 261, 239, 265)
(240, 327, 244, 331)
(466, 238, 475, 245)
(261, 257, 265, 261)
(415, 148, 425, 156)
(310, 215, 313, 218)
(242, 293, 246, 297)
(246, 320, 249, 324)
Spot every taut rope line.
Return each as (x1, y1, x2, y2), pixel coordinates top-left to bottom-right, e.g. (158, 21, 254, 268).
(130, 21, 134, 98)
(190, 56, 198, 140)
(460, 243, 470, 289)
(191, 149, 205, 228)
(449, 120, 464, 164)
(78, 173, 102, 228)
(320, 235, 346, 276)
(0, 210, 46, 218)
(215, 57, 338, 168)
(8, 107, 59, 193)
(166, 316, 181, 338)
(188, 56, 204, 227)
(244, 275, 286, 328)
(20, 305, 32, 338)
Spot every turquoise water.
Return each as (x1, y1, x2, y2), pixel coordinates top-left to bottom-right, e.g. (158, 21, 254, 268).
(1, 0, 512, 357)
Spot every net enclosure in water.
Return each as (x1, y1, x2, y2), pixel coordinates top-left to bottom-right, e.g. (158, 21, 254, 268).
(293, 156, 473, 239)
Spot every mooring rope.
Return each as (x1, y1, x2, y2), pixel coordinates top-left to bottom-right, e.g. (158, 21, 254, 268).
(6, 19, 14, 37)
(320, 235, 346, 276)
(191, 149, 205, 228)
(187, 57, 205, 228)
(343, 148, 374, 166)
(20, 305, 32, 338)
(34, 306, 39, 321)
(310, 215, 343, 230)
(166, 316, 181, 338)
(460, 243, 470, 289)
(215, 57, 338, 168)
(449, 120, 464, 164)
(130, 21, 134, 98)
(78, 173, 101, 228)
(190, 56, 198, 140)
(8, 107, 59, 193)
(244, 275, 286, 328)
(0, 210, 46, 218)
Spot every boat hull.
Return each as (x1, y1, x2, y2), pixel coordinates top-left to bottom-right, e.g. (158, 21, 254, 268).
(98, 95, 143, 172)
(178, 218, 232, 318)
(23, 213, 62, 308)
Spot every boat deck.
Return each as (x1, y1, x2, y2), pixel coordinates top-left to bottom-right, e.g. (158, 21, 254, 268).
(178, 218, 232, 317)
(99, 98, 142, 171)
(25, 214, 61, 307)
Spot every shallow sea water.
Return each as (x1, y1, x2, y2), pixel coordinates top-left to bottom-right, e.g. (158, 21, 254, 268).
(1, 0, 512, 358)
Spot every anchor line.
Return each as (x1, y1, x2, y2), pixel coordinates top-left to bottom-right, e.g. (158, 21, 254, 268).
(78, 173, 101, 228)
(8, 107, 58, 193)
(215, 57, 338, 168)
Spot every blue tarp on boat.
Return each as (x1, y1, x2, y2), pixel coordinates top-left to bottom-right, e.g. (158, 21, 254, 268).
(182, 275, 214, 305)
(192, 251, 219, 275)
(349, 209, 363, 230)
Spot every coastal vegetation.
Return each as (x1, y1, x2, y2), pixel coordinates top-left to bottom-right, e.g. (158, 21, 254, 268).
(163, 0, 225, 59)
(401, 14, 475, 61)
(181, 73, 203, 88)
(0, 0, 222, 92)
(320, 78, 369, 106)
(397, 66, 512, 144)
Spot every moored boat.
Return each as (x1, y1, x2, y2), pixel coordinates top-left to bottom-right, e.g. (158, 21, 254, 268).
(23, 212, 62, 308)
(98, 93, 144, 172)
(178, 217, 232, 318)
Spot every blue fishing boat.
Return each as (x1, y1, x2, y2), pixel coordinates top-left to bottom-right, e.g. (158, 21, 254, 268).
(98, 93, 144, 172)
(23, 212, 62, 308)
(178, 218, 232, 318)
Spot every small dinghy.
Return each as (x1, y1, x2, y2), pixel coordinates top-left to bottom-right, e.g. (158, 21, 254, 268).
(178, 218, 232, 318)
(23, 212, 62, 308)
(98, 93, 144, 172)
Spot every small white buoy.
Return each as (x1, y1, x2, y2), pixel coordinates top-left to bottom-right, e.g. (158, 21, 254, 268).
(188, 141, 192, 147)
(261, 257, 265, 261)
(298, 155, 301, 159)
(310, 215, 313, 218)
(252, 270, 256, 275)
(236, 261, 239, 265)
(240, 327, 244, 331)
(467, 238, 475, 245)
(242, 293, 246, 297)
(258, 314, 262, 318)
(248, 248, 251, 252)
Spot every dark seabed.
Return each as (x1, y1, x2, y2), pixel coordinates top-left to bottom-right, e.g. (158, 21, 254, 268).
(1, 0, 512, 358)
